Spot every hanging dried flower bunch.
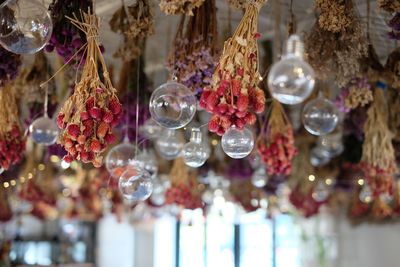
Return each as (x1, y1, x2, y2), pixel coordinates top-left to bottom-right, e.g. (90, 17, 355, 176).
(304, 0, 367, 86)
(388, 88, 400, 141)
(315, 0, 351, 33)
(335, 76, 373, 113)
(377, 0, 400, 13)
(47, 0, 93, 65)
(230, 181, 264, 212)
(165, 157, 203, 209)
(56, 12, 122, 167)
(16, 51, 54, 104)
(200, 1, 266, 136)
(167, 0, 218, 96)
(159, 0, 205, 16)
(0, 46, 21, 88)
(226, 0, 247, 10)
(109, 0, 154, 61)
(360, 83, 397, 198)
(0, 83, 25, 170)
(0, 189, 12, 222)
(257, 100, 297, 176)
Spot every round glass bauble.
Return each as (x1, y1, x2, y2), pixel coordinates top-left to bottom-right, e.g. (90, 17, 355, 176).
(0, 0, 53, 54)
(359, 184, 373, 204)
(251, 168, 268, 188)
(312, 181, 330, 202)
(302, 97, 339, 136)
(149, 82, 196, 129)
(221, 127, 254, 159)
(310, 146, 331, 167)
(29, 116, 59, 145)
(105, 142, 136, 178)
(155, 129, 183, 160)
(118, 163, 153, 201)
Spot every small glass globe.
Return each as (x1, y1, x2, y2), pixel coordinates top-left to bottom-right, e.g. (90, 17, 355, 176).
(29, 116, 59, 145)
(149, 81, 197, 129)
(268, 35, 315, 105)
(251, 168, 268, 188)
(136, 149, 158, 178)
(359, 184, 373, 204)
(139, 119, 162, 139)
(317, 132, 344, 158)
(155, 129, 183, 160)
(310, 146, 331, 167)
(105, 142, 136, 178)
(380, 192, 393, 204)
(0, 0, 53, 54)
(182, 128, 209, 168)
(221, 127, 254, 159)
(302, 96, 339, 136)
(119, 163, 153, 201)
(312, 181, 330, 202)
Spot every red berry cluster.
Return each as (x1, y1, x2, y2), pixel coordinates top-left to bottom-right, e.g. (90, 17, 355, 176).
(57, 93, 122, 167)
(289, 186, 322, 218)
(257, 129, 297, 176)
(165, 182, 203, 210)
(200, 77, 265, 135)
(0, 125, 25, 170)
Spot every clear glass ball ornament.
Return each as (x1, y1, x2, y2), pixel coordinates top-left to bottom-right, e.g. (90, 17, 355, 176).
(118, 163, 153, 201)
(221, 126, 254, 159)
(251, 168, 268, 188)
(29, 116, 59, 145)
(317, 132, 344, 158)
(380, 192, 393, 204)
(268, 35, 315, 105)
(312, 181, 330, 202)
(105, 141, 136, 178)
(182, 128, 209, 168)
(302, 96, 339, 136)
(310, 146, 331, 167)
(139, 119, 162, 139)
(0, 0, 53, 54)
(136, 149, 158, 178)
(359, 184, 373, 204)
(149, 81, 197, 129)
(155, 129, 183, 160)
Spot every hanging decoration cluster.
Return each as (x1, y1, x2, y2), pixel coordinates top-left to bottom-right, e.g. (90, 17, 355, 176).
(360, 83, 397, 203)
(257, 100, 297, 176)
(46, 0, 93, 65)
(159, 0, 205, 15)
(56, 12, 122, 167)
(165, 158, 203, 209)
(167, 0, 218, 97)
(200, 1, 266, 136)
(305, 0, 367, 86)
(336, 76, 373, 113)
(0, 83, 25, 170)
(0, 46, 21, 88)
(109, 0, 154, 61)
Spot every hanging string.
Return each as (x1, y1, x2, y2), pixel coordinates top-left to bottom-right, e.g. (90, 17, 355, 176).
(135, 58, 140, 157)
(44, 85, 49, 118)
(287, 0, 296, 36)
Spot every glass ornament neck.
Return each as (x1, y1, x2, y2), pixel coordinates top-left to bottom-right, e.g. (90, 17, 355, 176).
(190, 128, 202, 143)
(283, 34, 304, 59)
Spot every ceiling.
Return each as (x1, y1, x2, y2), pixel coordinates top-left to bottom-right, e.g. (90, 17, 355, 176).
(72, 0, 397, 86)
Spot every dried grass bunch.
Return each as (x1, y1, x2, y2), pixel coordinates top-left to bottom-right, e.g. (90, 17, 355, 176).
(0, 83, 25, 170)
(361, 84, 397, 197)
(305, 0, 368, 86)
(109, 0, 154, 61)
(159, 0, 205, 16)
